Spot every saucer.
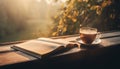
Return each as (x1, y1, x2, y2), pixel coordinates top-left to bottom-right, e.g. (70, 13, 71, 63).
(77, 39, 101, 45)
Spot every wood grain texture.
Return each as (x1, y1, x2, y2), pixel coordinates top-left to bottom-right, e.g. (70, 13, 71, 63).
(0, 52, 30, 66)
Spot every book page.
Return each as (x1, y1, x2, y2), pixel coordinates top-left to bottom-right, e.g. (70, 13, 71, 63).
(14, 39, 68, 56)
(38, 38, 70, 46)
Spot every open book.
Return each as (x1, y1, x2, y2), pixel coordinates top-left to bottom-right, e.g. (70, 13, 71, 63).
(11, 38, 78, 59)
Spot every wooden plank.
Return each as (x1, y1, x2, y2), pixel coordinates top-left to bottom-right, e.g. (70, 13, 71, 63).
(0, 45, 14, 53)
(0, 52, 30, 66)
(0, 31, 120, 67)
(101, 31, 120, 38)
(0, 45, 37, 66)
(100, 37, 120, 47)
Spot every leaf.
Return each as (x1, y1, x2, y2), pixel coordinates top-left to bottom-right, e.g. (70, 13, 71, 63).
(101, 2, 107, 8)
(59, 19, 63, 25)
(96, 6, 102, 15)
(90, 5, 98, 10)
(83, 0, 89, 3)
(78, 0, 82, 2)
(72, 18, 77, 22)
(67, 15, 72, 19)
(63, 27, 67, 32)
(52, 32, 58, 36)
(80, 10, 85, 15)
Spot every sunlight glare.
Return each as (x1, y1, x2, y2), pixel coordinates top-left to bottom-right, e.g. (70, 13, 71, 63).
(45, 0, 68, 5)
(36, 0, 41, 2)
(61, 0, 68, 3)
(46, 0, 52, 4)
(0, 0, 67, 39)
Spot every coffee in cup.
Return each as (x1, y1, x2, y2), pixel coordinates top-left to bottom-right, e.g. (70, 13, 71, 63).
(80, 27, 98, 44)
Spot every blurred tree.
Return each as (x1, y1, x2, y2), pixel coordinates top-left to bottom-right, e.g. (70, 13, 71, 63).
(52, 0, 120, 36)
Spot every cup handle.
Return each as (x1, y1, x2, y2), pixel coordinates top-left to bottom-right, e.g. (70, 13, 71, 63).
(96, 32, 101, 39)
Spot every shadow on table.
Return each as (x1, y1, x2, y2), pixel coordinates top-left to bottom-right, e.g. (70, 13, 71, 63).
(1, 44, 120, 69)
(80, 44, 103, 49)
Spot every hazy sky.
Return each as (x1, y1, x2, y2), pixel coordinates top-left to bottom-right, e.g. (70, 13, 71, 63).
(0, 0, 67, 40)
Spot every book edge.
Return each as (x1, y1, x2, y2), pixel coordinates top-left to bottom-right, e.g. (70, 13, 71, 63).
(11, 45, 65, 59)
(11, 46, 42, 59)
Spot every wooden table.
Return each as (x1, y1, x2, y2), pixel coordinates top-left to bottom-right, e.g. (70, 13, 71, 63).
(0, 31, 120, 69)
